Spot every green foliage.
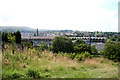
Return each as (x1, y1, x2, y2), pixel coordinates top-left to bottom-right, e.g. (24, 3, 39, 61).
(73, 39, 85, 46)
(102, 40, 120, 61)
(2, 45, 118, 78)
(117, 37, 120, 41)
(51, 36, 74, 53)
(114, 42, 120, 61)
(39, 42, 48, 51)
(26, 68, 51, 79)
(22, 42, 33, 49)
(15, 30, 21, 44)
(2, 32, 8, 42)
(7, 31, 16, 44)
(74, 43, 91, 54)
(110, 37, 117, 41)
(2, 30, 21, 44)
(91, 46, 98, 56)
(75, 51, 93, 61)
(2, 70, 24, 79)
(67, 52, 76, 59)
(102, 40, 115, 59)
(26, 68, 41, 79)
(60, 51, 93, 61)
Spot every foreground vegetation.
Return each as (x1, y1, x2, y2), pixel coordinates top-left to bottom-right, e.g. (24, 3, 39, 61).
(2, 45, 118, 79)
(2, 31, 120, 79)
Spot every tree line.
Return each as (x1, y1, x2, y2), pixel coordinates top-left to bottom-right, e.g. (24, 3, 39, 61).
(50, 36, 120, 61)
(2, 30, 120, 62)
(2, 30, 21, 44)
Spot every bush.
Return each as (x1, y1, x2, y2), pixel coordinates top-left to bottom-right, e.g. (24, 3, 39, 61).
(114, 42, 120, 61)
(2, 70, 24, 79)
(91, 45, 98, 56)
(39, 42, 48, 51)
(102, 40, 120, 61)
(117, 37, 120, 41)
(26, 68, 41, 79)
(22, 42, 33, 49)
(26, 68, 51, 79)
(75, 51, 92, 61)
(74, 43, 91, 54)
(67, 52, 76, 59)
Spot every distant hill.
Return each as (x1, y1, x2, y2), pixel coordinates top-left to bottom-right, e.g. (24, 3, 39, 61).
(2, 26, 36, 32)
(1, 26, 74, 33)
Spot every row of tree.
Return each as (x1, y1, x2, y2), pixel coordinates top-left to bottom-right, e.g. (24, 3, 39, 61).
(2, 30, 119, 61)
(51, 36, 120, 61)
(51, 36, 98, 56)
(2, 30, 21, 44)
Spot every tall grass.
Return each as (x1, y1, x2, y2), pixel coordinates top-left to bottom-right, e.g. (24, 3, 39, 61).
(2, 44, 118, 79)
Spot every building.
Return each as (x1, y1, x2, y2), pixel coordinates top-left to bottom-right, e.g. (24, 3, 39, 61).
(22, 36, 54, 46)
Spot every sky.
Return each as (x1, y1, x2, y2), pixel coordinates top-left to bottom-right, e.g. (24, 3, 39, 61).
(0, 0, 119, 32)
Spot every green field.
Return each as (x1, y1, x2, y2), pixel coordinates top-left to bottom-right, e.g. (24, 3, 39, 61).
(2, 45, 118, 79)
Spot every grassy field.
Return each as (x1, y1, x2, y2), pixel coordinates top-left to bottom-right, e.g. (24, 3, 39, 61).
(2, 45, 118, 79)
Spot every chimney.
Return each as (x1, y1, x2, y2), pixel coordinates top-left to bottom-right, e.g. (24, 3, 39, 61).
(37, 28, 39, 36)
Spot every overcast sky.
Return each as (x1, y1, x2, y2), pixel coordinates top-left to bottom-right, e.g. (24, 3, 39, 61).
(0, 0, 119, 32)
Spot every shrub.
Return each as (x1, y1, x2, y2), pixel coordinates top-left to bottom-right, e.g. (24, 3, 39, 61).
(74, 43, 91, 54)
(102, 40, 115, 59)
(117, 37, 120, 41)
(39, 42, 48, 51)
(67, 52, 76, 59)
(2, 70, 24, 79)
(22, 42, 33, 49)
(91, 45, 98, 56)
(102, 40, 120, 61)
(75, 53, 83, 61)
(114, 42, 120, 61)
(75, 51, 92, 61)
(26, 68, 41, 79)
(26, 68, 51, 78)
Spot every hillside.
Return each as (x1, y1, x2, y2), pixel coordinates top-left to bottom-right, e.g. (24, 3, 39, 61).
(2, 45, 118, 79)
(2, 26, 36, 32)
(1, 26, 74, 33)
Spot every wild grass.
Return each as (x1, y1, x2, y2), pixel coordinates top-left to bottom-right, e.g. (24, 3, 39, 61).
(2, 45, 119, 79)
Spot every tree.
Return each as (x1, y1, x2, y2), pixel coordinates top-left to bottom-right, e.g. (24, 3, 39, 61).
(91, 45, 98, 56)
(73, 39, 85, 46)
(114, 42, 120, 61)
(2, 30, 21, 44)
(7, 31, 16, 44)
(15, 30, 21, 44)
(2, 32, 8, 42)
(102, 40, 115, 59)
(74, 43, 91, 54)
(101, 40, 120, 61)
(2, 32, 5, 42)
(51, 36, 74, 53)
(110, 37, 116, 41)
(34, 34, 36, 36)
(7, 31, 16, 54)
